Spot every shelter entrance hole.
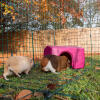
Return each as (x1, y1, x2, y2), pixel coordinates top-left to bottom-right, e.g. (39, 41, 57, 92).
(60, 52, 72, 67)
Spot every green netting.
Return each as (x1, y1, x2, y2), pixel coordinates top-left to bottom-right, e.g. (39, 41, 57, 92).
(0, 0, 100, 100)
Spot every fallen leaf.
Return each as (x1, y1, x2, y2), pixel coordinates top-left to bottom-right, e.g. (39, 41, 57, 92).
(15, 89, 32, 100)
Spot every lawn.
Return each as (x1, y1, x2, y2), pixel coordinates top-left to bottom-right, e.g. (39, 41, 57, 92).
(0, 57, 100, 100)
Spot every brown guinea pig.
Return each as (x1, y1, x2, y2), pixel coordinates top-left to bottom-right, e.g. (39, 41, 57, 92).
(41, 55, 70, 74)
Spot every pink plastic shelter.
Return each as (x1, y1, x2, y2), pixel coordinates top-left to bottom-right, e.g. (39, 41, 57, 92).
(44, 46, 85, 69)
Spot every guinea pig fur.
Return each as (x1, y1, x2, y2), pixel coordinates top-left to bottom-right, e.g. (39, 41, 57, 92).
(3, 56, 34, 80)
(41, 55, 70, 74)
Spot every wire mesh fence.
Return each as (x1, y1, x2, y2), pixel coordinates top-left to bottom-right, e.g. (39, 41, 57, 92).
(0, 0, 100, 100)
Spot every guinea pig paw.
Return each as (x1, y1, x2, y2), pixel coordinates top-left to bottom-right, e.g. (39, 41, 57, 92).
(16, 74, 21, 78)
(53, 72, 59, 74)
(25, 72, 29, 75)
(4, 77, 9, 81)
(25, 71, 29, 75)
(3, 74, 9, 80)
(6, 78, 9, 81)
(56, 72, 60, 74)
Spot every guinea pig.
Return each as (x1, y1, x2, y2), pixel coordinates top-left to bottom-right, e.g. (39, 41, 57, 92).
(41, 55, 70, 74)
(3, 56, 34, 80)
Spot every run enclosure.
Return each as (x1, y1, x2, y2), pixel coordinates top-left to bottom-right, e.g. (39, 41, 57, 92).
(0, 0, 100, 100)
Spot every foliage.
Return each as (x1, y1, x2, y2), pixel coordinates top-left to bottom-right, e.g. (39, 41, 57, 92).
(0, 0, 84, 32)
(82, 0, 100, 27)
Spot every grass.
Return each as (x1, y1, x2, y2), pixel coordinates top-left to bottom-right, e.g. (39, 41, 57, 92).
(0, 57, 100, 100)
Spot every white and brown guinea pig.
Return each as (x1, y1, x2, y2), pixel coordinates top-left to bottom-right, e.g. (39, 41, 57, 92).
(3, 56, 34, 80)
(41, 55, 70, 74)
